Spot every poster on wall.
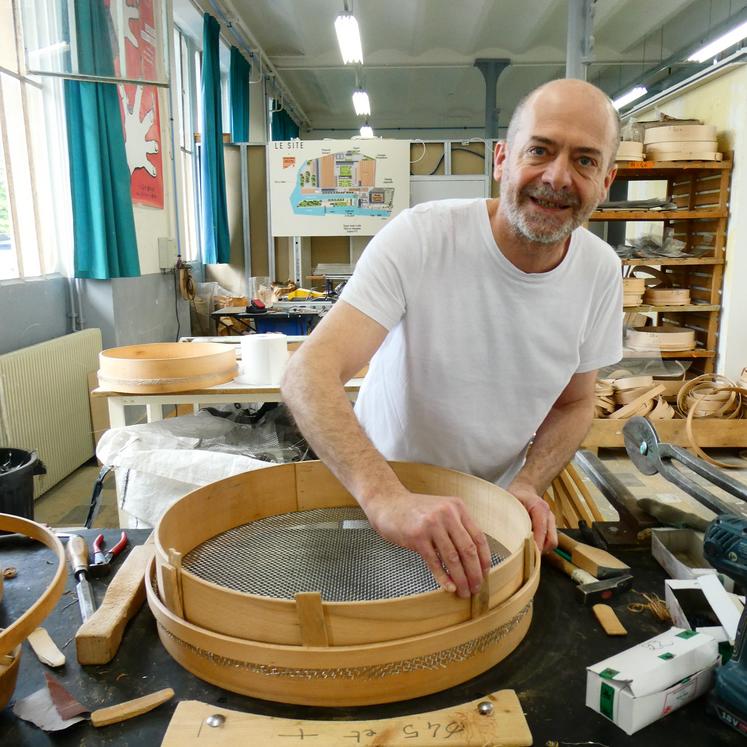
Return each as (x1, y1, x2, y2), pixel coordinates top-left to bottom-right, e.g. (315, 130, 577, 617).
(268, 140, 410, 237)
(109, 0, 164, 208)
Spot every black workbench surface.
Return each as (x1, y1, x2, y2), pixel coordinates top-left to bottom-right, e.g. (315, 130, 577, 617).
(0, 529, 738, 746)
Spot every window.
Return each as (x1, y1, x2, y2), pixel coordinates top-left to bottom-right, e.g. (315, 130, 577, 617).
(0, 1, 70, 280)
(174, 26, 200, 262)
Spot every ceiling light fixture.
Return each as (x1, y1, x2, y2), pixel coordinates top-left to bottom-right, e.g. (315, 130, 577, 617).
(359, 123, 374, 138)
(612, 86, 648, 110)
(688, 19, 747, 62)
(352, 89, 370, 116)
(335, 13, 363, 64)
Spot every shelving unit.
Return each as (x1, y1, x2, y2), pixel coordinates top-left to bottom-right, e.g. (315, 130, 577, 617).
(581, 156, 741, 450)
(590, 156, 733, 377)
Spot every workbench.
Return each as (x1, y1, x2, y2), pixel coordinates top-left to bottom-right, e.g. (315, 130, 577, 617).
(212, 305, 324, 336)
(0, 529, 739, 745)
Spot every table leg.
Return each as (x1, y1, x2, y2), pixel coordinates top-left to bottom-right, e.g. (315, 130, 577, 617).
(107, 399, 126, 430)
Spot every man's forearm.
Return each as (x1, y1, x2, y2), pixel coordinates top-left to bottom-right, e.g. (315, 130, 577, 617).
(510, 397, 594, 495)
(282, 358, 406, 507)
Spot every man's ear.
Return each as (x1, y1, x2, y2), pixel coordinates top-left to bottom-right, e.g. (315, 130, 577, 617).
(601, 165, 618, 201)
(493, 140, 508, 182)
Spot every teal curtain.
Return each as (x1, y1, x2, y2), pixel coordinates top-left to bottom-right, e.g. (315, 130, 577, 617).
(200, 13, 230, 264)
(64, 0, 139, 279)
(229, 47, 250, 143)
(271, 104, 299, 140)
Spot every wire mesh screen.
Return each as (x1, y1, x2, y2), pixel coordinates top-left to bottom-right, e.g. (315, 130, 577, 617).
(182, 507, 509, 602)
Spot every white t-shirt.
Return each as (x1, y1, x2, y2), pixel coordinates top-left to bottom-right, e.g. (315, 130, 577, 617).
(341, 198, 623, 486)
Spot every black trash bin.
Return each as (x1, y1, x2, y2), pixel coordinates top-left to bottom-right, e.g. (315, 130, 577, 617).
(0, 449, 46, 519)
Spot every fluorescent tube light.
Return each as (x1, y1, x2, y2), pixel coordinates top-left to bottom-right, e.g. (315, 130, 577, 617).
(359, 124, 374, 138)
(688, 20, 747, 62)
(335, 13, 363, 64)
(352, 90, 370, 116)
(612, 86, 648, 110)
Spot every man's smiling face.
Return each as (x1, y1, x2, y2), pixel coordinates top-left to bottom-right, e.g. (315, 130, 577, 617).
(494, 82, 618, 246)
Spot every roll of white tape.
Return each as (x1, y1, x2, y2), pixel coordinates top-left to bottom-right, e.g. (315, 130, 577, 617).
(237, 333, 288, 385)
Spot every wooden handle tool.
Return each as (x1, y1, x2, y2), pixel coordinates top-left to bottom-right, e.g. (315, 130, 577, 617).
(557, 532, 630, 579)
(76, 543, 155, 665)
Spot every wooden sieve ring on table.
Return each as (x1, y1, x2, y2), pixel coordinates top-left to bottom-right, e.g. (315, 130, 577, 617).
(0, 514, 66, 710)
(149, 461, 538, 706)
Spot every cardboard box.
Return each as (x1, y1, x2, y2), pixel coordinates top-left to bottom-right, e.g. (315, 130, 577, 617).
(665, 576, 742, 644)
(651, 528, 734, 591)
(586, 627, 719, 734)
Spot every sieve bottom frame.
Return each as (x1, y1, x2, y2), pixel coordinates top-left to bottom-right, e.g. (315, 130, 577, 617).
(146, 546, 540, 707)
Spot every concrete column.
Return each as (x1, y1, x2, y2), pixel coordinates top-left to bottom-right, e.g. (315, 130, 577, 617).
(474, 58, 510, 140)
(566, 0, 594, 80)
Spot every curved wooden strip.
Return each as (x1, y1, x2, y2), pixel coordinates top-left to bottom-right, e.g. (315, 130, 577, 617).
(0, 514, 66, 657)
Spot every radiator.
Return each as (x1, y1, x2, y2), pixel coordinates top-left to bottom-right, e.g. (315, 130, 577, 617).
(0, 329, 102, 498)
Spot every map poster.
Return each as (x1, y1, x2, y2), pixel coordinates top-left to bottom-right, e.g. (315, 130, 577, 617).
(268, 139, 410, 237)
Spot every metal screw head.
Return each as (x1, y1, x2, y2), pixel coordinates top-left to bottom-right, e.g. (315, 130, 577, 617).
(206, 714, 226, 728)
(729, 551, 738, 563)
(639, 441, 648, 455)
(477, 701, 493, 716)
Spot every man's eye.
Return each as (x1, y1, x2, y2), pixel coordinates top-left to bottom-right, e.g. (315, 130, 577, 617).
(528, 146, 546, 156)
(578, 156, 596, 167)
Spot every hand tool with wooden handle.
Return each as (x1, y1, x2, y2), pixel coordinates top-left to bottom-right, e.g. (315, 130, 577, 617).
(544, 550, 633, 605)
(557, 532, 631, 579)
(76, 542, 155, 664)
(68, 534, 96, 622)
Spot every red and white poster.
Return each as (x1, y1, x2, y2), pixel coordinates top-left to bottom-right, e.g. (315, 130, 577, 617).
(110, 0, 164, 208)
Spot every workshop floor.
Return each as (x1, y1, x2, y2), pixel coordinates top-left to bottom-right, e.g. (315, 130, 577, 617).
(33, 458, 118, 528)
(32, 450, 747, 529)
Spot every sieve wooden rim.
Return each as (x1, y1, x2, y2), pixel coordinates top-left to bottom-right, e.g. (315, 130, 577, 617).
(154, 461, 533, 647)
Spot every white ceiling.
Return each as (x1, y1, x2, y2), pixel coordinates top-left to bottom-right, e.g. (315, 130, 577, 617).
(202, 0, 747, 135)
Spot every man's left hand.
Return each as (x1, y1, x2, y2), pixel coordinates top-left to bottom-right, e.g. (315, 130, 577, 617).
(506, 480, 558, 553)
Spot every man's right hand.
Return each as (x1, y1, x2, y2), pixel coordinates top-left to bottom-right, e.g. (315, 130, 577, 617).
(361, 492, 493, 598)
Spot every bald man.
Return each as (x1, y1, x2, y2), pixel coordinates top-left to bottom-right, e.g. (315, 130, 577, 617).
(282, 79, 623, 599)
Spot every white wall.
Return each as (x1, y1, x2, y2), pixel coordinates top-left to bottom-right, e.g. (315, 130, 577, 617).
(632, 65, 747, 381)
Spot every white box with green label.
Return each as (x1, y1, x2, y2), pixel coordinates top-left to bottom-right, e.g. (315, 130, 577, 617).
(585, 627, 720, 734)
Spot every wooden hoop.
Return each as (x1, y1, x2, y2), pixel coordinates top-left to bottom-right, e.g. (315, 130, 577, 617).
(98, 343, 238, 394)
(0, 514, 66, 656)
(149, 461, 538, 705)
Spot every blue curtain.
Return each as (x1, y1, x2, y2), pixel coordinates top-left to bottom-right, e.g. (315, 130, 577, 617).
(64, 0, 139, 279)
(200, 13, 230, 264)
(229, 47, 251, 143)
(271, 104, 299, 140)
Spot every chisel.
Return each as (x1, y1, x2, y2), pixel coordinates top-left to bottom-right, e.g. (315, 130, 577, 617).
(68, 534, 96, 622)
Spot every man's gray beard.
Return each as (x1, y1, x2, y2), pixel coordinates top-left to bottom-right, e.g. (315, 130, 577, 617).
(501, 182, 593, 245)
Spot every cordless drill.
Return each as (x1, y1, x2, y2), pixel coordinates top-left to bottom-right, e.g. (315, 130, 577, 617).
(703, 515, 747, 735)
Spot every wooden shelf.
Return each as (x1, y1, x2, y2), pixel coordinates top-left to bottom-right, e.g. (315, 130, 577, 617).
(622, 349, 715, 359)
(591, 209, 726, 221)
(620, 257, 723, 266)
(582, 418, 747, 449)
(613, 159, 732, 177)
(623, 304, 719, 312)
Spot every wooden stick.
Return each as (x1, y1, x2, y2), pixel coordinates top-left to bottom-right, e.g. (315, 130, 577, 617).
(566, 463, 605, 523)
(27, 627, 65, 668)
(559, 470, 595, 526)
(90, 688, 175, 727)
(592, 604, 627, 636)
